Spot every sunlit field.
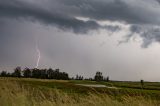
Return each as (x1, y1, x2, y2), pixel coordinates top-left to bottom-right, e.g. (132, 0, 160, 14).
(1, 78, 160, 106)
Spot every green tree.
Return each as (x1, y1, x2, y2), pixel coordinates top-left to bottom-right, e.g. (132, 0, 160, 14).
(0, 71, 7, 77)
(13, 67, 21, 77)
(40, 69, 47, 79)
(23, 68, 31, 78)
(32, 68, 40, 78)
(106, 76, 109, 82)
(47, 68, 54, 79)
(94, 71, 103, 81)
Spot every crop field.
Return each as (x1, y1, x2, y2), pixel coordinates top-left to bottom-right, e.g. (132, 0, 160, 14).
(1, 77, 160, 106)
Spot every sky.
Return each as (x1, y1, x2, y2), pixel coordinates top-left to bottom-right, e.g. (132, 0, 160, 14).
(1, 0, 160, 81)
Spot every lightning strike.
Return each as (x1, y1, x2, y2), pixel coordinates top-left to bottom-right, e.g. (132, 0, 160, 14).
(35, 36, 41, 68)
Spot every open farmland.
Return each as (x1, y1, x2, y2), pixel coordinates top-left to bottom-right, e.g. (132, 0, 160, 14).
(1, 78, 160, 106)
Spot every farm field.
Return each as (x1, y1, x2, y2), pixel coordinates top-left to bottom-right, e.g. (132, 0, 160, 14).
(1, 77, 160, 106)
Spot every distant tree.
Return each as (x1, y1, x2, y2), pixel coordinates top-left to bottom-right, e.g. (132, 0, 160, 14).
(89, 78, 93, 81)
(6, 72, 11, 77)
(76, 74, 79, 80)
(55, 69, 60, 72)
(40, 69, 47, 79)
(32, 68, 40, 78)
(23, 68, 32, 78)
(80, 76, 83, 80)
(104, 76, 109, 82)
(75, 75, 83, 80)
(106, 76, 109, 82)
(54, 69, 60, 79)
(94, 71, 103, 81)
(140, 79, 144, 89)
(0, 67, 69, 80)
(13, 67, 21, 77)
(61, 72, 69, 80)
(71, 77, 75, 80)
(0, 71, 7, 77)
(47, 68, 54, 79)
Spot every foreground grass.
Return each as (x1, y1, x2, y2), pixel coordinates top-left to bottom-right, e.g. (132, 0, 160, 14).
(0, 78, 160, 106)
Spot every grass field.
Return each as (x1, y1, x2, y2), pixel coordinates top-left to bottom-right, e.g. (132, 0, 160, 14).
(1, 77, 160, 106)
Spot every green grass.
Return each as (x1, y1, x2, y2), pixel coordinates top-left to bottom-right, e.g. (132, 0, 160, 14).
(1, 77, 160, 106)
(11, 78, 160, 99)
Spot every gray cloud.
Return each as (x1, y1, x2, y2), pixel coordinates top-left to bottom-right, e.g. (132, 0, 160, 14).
(129, 25, 160, 48)
(50, 0, 160, 46)
(49, 0, 160, 25)
(1, 0, 160, 24)
(1, 0, 160, 45)
(0, 0, 121, 34)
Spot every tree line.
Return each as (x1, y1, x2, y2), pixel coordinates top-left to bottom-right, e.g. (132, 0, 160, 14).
(0, 67, 69, 80)
(0, 67, 110, 82)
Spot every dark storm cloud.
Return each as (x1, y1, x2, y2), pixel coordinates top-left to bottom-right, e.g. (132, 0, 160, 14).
(51, 0, 160, 46)
(1, 0, 160, 44)
(156, 0, 160, 4)
(0, 0, 121, 34)
(48, 0, 160, 25)
(129, 25, 160, 48)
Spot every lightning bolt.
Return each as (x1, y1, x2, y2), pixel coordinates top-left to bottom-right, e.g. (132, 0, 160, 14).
(35, 36, 41, 68)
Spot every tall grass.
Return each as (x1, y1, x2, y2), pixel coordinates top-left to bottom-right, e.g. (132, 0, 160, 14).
(0, 78, 159, 106)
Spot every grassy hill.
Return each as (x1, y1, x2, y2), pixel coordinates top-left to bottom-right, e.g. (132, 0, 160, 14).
(1, 77, 160, 106)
